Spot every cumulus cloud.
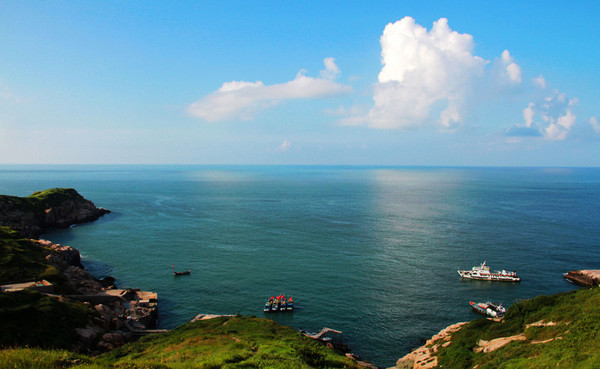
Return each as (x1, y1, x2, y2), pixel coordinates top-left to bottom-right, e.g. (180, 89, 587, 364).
(507, 90, 578, 140)
(499, 50, 522, 84)
(345, 17, 525, 130)
(372, 17, 487, 129)
(188, 58, 352, 122)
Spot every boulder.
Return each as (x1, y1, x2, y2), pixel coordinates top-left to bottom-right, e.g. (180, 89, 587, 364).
(75, 328, 97, 345)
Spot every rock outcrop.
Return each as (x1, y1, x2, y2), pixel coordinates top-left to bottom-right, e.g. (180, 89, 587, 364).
(389, 322, 468, 369)
(0, 188, 110, 238)
(40, 238, 158, 353)
(564, 270, 600, 287)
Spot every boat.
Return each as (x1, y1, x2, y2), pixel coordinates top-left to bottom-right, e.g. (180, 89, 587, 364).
(264, 295, 293, 312)
(173, 270, 191, 276)
(171, 264, 191, 276)
(458, 261, 520, 282)
(469, 301, 506, 317)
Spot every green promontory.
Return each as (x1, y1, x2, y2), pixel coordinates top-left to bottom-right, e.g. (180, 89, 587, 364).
(0, 188, 110, 238)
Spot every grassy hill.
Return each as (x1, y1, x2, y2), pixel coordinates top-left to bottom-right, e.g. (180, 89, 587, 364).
(0, 226, 68, 289)
(0, 315, 361, 369)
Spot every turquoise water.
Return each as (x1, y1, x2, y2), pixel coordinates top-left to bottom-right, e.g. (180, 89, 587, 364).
(1, 165, 599, 367)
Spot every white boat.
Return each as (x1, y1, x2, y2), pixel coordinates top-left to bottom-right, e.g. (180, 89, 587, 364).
(469, 301, 507, 317)
(458, 261, 520, 282)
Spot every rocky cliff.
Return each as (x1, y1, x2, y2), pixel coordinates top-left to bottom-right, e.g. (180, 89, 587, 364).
(0, 188, 110, 238)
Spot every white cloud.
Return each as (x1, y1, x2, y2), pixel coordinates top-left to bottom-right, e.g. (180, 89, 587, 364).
(188, 58, 352, 122)
(320, 57, 341, 80)
(362, 17, 488, 130)
(345, 17, 530, 130)
(275, 140, 292, 151)
(533, 75, 547, 89)
(500, 50, 522, 84)
(509, 91, 578, 140)
(590, 117, 600, 134)
(523, 102, 535, 127)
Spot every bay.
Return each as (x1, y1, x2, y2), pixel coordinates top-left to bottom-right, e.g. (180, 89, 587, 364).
(1, 165, 598, 367)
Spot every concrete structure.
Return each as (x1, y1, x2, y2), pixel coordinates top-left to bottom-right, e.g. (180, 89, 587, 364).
(0, 280, 54, 293)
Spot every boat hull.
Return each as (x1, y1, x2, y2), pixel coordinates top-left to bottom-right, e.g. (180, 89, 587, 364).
(458, 271, 520, 282)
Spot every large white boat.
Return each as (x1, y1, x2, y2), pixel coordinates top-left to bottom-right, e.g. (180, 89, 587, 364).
(458, 261, 520, 282)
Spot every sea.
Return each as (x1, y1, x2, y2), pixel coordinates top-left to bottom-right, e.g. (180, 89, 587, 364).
(1, 165, 599, 367)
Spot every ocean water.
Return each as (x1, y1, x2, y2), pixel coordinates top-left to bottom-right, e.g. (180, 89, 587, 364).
(1, 165, 599, 367)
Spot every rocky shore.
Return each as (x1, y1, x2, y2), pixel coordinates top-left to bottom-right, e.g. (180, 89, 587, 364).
(37, 238, 160, 353)
(0, 188, 160, 353)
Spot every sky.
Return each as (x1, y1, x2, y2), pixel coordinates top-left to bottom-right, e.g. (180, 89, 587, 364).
(1, 1, 600, 166)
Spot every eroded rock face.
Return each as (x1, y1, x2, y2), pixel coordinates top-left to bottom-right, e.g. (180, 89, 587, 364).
(40, 239, 83, 269)
(0, 188, 110, 238)
(564, 270, 600, 287)
(390, 322, 468, 369)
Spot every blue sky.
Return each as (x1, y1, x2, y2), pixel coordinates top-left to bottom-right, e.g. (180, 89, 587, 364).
(1, 1, 599, 166)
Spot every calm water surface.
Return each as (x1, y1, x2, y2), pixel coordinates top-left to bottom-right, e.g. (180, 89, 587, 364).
(1, 165, 598, 367)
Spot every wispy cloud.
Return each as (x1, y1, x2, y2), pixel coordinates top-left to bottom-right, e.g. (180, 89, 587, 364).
(275, 139, 292, 152)
(188, 58, 352, 122)
(590, 117, 600, 135)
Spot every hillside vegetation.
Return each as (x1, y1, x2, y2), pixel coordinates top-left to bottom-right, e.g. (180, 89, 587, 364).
(0, 315, 360, 369)
(0, 226, 67, 288)
(429, 286, 600, 368)
(0, 226, 92, 349)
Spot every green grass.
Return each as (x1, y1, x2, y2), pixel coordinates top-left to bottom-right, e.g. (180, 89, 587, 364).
(436, 286, 600, 369)
(0, 348, 96, 369)
(0, 226, 69, 291)
(0, 290, 91, 349)
(99, 316, 359, 369)
(0, 188, 85, 214)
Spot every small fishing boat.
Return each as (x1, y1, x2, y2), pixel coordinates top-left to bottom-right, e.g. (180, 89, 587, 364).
(469, 301, 506, 317)
(173, 270, 191, 276)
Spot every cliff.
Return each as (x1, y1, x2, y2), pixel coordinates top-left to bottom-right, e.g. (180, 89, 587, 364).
(0, 188, 110, 238)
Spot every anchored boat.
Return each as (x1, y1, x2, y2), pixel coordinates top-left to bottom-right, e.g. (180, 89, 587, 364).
(173, 270, 191, 276)
(264, 295, 294, 312)
(469, 301, 506, 317)
(458, 261, 520, 282)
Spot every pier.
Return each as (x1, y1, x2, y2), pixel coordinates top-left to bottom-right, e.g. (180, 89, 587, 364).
(305, 327, 343, 340)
